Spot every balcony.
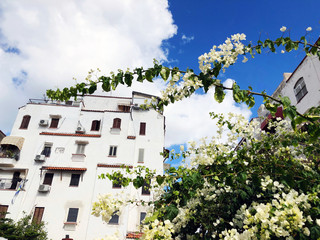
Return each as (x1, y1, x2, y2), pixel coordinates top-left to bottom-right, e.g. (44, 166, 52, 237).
(0, 150, 19, 167)
(0, 178, 26, 190)
(0, 136, 24, 166)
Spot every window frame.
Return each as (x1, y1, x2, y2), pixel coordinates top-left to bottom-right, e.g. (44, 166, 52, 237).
(49, 118, 60, 128)
(138, 148, 144, 163)
(139, 122, 146, 135)
(76, 143, 86, 155)
(108, 212, 119, 224)
(41, 146, 52, 157)
(0, 205, 8, 219)
(141, 181, 150, 195)
(66, 208, 79, 223)
(91, 120, 101, 131)
(32, 207, 45, 224)
(43, 173, 54, 186)
(109, 146, 117, 157)
(112, 118, 121, 129)
(294, 77, 308, 103)
(19, 115, 31, 129)
(69, 174, 81, 187)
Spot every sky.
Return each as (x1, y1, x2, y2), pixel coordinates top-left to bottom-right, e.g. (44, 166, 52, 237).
(0, 0, 320, 150)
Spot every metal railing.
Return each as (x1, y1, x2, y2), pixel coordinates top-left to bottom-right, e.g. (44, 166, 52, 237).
(0, 178, 26, 190)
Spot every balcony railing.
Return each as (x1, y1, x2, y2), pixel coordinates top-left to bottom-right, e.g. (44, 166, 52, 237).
(0, 178, 26, 190)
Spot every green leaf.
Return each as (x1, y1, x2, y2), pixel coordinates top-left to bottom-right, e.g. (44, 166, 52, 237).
(133, 176, 144, 189)
(145, 69, 154, 82)
(214, 85, 225, 103)
(124, 73, 133, 86)
(160, 67, 170, 80)
(156, 175, 165, 185)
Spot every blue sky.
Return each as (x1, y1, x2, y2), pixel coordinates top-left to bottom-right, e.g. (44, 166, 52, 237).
(0, 1, 319, 159)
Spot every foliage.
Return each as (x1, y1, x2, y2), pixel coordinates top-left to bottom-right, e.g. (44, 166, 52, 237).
(48, 28, 320, 239)
(0, 214, 48, 240)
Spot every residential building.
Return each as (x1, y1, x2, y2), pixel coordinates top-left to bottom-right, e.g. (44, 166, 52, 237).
(0, 92, 165, 240)
(258, 44, 320, 127)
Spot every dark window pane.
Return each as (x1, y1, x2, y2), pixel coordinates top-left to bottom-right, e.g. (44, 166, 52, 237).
(140, 212, 146, 224)
(108, 213, 119, 224)
(67, 208, 79, 222)
(112, 177, 121, 188)
(109, 146, 117, 156)
(141, 181, 150, 195)
(70, 174, 81, 187)
(41, 146, 51, 157)
(32, 207, 44, 224)
(50, 118, 59, 128)
(20, 115, 31, 129)
(43, 173, 54, 185)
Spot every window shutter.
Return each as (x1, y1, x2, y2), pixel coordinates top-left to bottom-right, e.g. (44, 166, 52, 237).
(108, 213, 119, 224)
(113, 118, 121, 128)
(91, 121, 96, 131)
(138, 149, 144, 163)
(0, 205, 8, 219)
(32, 207, 44, 224)
(140, 122, 146, 135)
(50, 118, 59, 128)
(20, 115, 31, 129)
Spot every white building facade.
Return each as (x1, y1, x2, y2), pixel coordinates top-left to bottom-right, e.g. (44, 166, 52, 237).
(0, 92, 165, 240)
(258, 51, 320, 123)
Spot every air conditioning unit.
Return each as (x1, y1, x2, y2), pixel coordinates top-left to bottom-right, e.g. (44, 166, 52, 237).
(35, 154, 46, 162)
(76, 126, 85, 134)
(38, 184, 51, 192)
(39, 119, 49, 126)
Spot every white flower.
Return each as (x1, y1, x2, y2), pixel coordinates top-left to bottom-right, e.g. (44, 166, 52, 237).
(306, 27, 312, 32)
(180, 145, 184, 152)
(281, 50, 285, 54)
(316, 219, 320, 226)
(280, 26, 287, 32)
(303, 227, 310, 236)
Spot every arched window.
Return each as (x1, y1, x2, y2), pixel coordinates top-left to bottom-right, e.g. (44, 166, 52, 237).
(91, 120, 101, 131)
(112, 118, 121, 129)
(294, 77, 308, 103)
(19, 115, 31, 129)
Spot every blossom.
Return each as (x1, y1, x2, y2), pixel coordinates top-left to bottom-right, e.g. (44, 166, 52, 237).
(281, 50, 285, 54)
(306, 27, 312, 31)
(242, 56, 248, 63)
(280, 26, 287, 32)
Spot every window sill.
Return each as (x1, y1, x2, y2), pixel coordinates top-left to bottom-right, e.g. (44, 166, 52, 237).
(64, 222, 77, 225)
(108, 155, 117, 158)
(108, 223, 119, 225)
(72, 154, 86, 157)
(69, 185, 79, 187)
(141, 194, 151, 196)
(112, 187, 122, 189)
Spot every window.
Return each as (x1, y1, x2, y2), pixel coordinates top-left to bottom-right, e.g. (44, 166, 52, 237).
(294, 77, 308, 103)
(41, 146, 51, 157)
(19, 115, 31, 129)
(91, 120, 101, 131)
(49, 118, 59, 128)
(109, 146, 117, 157)
(108, 212, 119, 224)
(140, 212, 146, 224)
(76, 143, 86, 154)
(0, 205, 8, 219)
(112, 177, 121, 189)
(66, 208, 79, 223)
(43, 173, 54, 186)
(139, 122, 146, 135)
(118, 105, 130, 112)
(138, 148, 144, 163)
(112, 118, 121, 129)
(70, 174, 81, 187)
(141, 181, 150, 195)
(32, 207, 44, 224)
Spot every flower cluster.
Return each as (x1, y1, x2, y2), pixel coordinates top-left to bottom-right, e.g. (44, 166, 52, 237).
(141, 219, 174, 240)
(92, 193, 125, 223)
(198, 33, 247, 74)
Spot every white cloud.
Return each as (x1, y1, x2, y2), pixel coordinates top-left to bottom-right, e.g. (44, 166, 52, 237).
(181, 34, 194, 44)
(164, 79, 252, 147)
(0, 0, 177, 134)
